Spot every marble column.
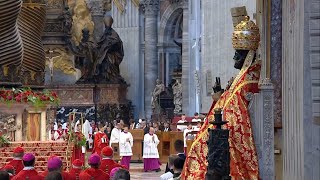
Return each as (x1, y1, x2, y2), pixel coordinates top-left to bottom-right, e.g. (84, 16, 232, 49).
(86, 0, 105, 42)
(282, 0, 304, 179)
(181, 0, 190, 115)
(282, 0, 320, 179)
(143, 0, 159, 119)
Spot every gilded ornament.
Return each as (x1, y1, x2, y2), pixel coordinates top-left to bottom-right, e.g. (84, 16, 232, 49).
(232, 16, 260, 50)
(71, 0, 94, 46)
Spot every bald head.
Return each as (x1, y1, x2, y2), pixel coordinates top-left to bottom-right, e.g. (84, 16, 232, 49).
(104, 16, 113, 28)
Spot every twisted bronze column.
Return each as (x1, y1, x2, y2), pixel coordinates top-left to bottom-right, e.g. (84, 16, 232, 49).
(0, 0, 23, 86)
(18, 0, 46, 87)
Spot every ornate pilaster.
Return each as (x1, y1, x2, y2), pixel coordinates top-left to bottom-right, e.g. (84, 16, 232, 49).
(142, 0, 159, 119)
(259, 79, 275, 180)
(86, 0, 105, 41)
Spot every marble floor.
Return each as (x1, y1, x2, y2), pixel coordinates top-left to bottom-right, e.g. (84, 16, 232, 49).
(129, 163, 166, 180)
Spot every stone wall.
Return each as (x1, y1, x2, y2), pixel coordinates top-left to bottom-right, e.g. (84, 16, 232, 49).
(200, 0, 256, 112)
(111, 0, 142, 118)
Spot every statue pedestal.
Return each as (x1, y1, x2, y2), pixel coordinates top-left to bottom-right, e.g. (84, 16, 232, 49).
(46, 83, 129, 106)
(46, 83, 132, 122)
(96, 84, 128, 105)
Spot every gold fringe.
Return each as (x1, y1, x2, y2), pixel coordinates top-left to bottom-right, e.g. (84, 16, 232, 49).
(114, 0, 125, 13)
(131, 0, 140, 7)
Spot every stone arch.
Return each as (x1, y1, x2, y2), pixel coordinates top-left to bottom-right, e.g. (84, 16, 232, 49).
(159, 3, 183, 45)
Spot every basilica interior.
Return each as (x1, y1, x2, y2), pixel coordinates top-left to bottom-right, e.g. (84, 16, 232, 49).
(0, 0, 319, 180)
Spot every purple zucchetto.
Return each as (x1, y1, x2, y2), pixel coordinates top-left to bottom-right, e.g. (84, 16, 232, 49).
(88, 153, 101, 165)
(23, 153, 35, 161)
(48, 157, 63, 170)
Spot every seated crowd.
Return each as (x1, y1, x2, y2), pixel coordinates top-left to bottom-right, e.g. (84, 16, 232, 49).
(0, 146, 129, 180)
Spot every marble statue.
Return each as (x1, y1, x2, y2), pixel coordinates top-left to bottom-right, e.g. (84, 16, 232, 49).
(96, 15, 125, 83)
(67, 28, 97, 83)
(71, 0, 94, 46)
(182, 16, 262, 180)
(172, 79, 182, 114)
(151, 79, 165, 112)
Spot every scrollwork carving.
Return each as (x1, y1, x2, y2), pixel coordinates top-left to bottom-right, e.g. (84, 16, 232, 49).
(0, 114, 17, 141)
(141, 0, 159, 16)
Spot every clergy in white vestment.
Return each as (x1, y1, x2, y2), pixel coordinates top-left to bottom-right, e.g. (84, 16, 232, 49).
(119, 125, 133, 169)
(183, 123, 194, 148)
(81, 119, 91, 149)
(191, 112, 201, 122)
(177, 114, 187, 131)
(110, 122, 121, 146)
(143, 127, 161, 172)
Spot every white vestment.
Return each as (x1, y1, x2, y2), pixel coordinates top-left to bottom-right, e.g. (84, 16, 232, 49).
(110, 128, 121, 146)
(177, 120, 187, 131)
(143, 133, 160, 158)
(82, 120, 91, 140)
(160, 172, 174, 180)
(119, 132, 133, 156)
(183, 128, 194, 147)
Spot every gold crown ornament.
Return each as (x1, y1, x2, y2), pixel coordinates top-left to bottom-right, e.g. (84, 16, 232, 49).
(232, 16, 260, 50)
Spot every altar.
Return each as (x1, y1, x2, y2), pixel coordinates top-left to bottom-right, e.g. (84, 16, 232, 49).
(0, 104, 49, 142)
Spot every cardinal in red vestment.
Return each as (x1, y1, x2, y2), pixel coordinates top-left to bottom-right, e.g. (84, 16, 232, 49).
(182, 16, 261, 180)
(100, 146, 126, 174)
(3, 147, 24, 175)
(68, 159, 83, 180)
(12, 153, 42, 180)
(92, 125, 109, 156)
(79, 154, 110, 180)
(2, 165, 15, 179)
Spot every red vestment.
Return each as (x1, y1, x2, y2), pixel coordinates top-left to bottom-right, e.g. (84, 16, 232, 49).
(5, 159, 24, 175)
(12, 169, 41, 180)
(182, 57, 261, 180)
(100, 158, 126, 174)
(92, 132, 109, 156)
(71, 132, 85, 163)
(39, 170, 74, 180)
(79, 168, 110, 180)
(68, 168, 83, 180)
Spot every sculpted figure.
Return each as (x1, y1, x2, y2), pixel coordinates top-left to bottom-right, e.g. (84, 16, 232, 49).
(182, 16, 261, 180)
(71, 0, 94, 45)
(96, 16, 124, 83)
(66, 28, 97, 83)
(151, 79, 165, 111)
(59, 7, 73, 34)
(172, 79, 182, 114)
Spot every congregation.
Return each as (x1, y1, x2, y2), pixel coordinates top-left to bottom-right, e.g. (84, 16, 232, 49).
(0, 113, 202, 180)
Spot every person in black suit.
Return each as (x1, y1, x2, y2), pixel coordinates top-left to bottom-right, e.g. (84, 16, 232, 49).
(141, 120, 150, 135)
(163, 121, 172, 132)
(165, 139, 186, 173)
